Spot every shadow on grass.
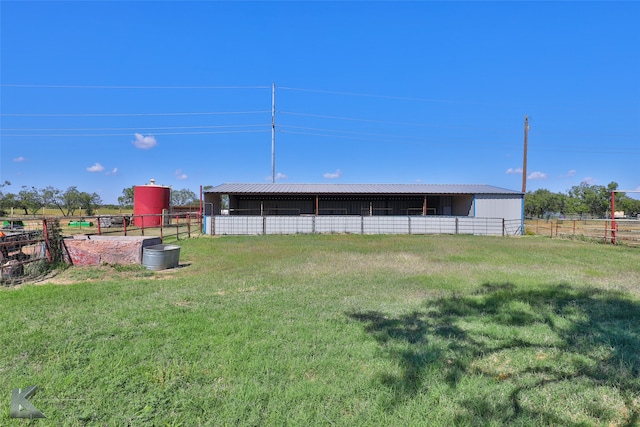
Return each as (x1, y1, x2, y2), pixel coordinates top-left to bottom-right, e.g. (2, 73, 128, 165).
(347, 283, 640, 426)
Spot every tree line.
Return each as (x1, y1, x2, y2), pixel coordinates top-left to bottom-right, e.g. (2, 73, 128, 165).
(525, 182, 640, 219)
(0, 182, 199, 217)
(3, 180, 637, 219)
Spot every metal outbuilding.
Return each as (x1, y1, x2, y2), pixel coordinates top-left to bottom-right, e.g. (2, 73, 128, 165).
(203, 183, 524, 236)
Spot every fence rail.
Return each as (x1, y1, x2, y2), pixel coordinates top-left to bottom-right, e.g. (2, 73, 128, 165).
(1, 213, 202, 285)
(0, 219, 47, 285)
(525, 218, 640, 246)
(206, 215, 522, 236)
(57, 212, 202, 239)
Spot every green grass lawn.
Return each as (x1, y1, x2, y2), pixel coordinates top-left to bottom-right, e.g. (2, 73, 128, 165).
(1, 234, 639, 426)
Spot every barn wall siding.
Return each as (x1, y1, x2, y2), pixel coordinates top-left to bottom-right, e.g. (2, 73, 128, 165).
(473, 195, 522, 221)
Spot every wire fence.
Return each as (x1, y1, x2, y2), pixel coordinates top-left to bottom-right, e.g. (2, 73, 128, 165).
(59, 212, 203, 240)
(525, 218, 640, 247)
(206, 215, 523, 237)
(0, 213, 202, 286)
(0, 218, 47, 285)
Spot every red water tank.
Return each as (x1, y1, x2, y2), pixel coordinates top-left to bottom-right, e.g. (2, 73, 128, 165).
(133, 179, 171, 228)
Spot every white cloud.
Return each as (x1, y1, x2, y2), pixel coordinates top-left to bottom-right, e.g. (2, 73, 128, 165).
(527, 171, 547, 180)
(106, 167, 118, 176)
(264, 172, 288, 181)
(132, 133, 157, 149)
(175, 169, 188, 180)
(13, 156, 25, 162)
(566, 169, 576, 177)
(86, 162, 105, 172)
(323, 169, 342, 179)
(506, 168, 523, 175)
(582, 177, 597, 185)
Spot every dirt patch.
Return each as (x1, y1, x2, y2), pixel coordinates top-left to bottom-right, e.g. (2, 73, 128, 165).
(5, 262, 193, 288)
(13, 265, 153, 287)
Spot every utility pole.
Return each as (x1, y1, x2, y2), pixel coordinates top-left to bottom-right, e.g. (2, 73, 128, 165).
(521, 115, 529, 193)
(271, 82, 276, 184)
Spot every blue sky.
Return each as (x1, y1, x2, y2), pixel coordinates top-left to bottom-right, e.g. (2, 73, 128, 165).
(1, 1, 639, 204)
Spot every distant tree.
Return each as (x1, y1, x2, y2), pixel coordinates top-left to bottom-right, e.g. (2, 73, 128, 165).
(0, 180, 10, 195)
(619, 197, 640, 217)
(171, 188, 198, 207)
(566, 182, 617, 218)
(57, 186, 82, 216)
(525, 189, 566, 218)
(79, 192, 102, 216)
(0, 181, 11, 215)
(0, 193, 17, 216)
(17, 186, 43, 215)
(118, 186, 134, 209)
(52, 187, 103, 216)
(41, 186, 61, 210)
(613, 190, 640, 217)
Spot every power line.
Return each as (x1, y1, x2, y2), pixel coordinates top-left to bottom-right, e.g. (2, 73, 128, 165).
(278, 128, 639, 153)
(279, 124, 435, 141)
(1, 124, 268, 132)
(279, 85, 639, 114)
(1, 84, 271, 89)
(281, 110, 443, 126)
(1, 130, 270, 138)
(279, 129, 516, 148)
(278, 86, 509, 107)
(280, 111, 517, 133)
(0, 111, 270, 117)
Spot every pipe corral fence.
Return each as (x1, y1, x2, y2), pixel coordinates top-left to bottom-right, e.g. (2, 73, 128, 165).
(204, 215, 523, 236)
(526, 218, 640, 246)
(0, 212, 202, 285)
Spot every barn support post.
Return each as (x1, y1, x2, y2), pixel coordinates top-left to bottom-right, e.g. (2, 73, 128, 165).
(187, 214, 191, 238)
(455, 217, 459, 235)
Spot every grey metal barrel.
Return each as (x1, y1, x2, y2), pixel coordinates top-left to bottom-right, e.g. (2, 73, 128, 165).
(142, 244, 181, 270)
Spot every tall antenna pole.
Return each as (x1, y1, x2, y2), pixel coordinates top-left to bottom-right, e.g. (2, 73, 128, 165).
(271, 82, 276, 183)
(521, 115, 529, 193)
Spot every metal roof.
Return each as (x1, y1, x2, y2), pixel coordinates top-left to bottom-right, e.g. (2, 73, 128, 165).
(205, 183, 522, 195)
